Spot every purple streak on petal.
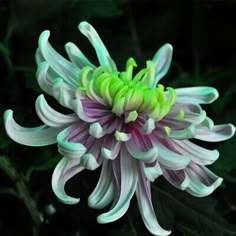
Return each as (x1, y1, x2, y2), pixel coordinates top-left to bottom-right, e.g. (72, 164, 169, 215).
(195, 124, 235, 142)
(185, 162, 223, 197)
(136, 162, 171, 236)
(97, 147, 138, 223)
(171, 139, 219, 165)
(162, 168, 190, 190)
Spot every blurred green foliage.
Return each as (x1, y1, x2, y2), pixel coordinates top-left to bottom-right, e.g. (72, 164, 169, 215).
(0, 0, 236, 235)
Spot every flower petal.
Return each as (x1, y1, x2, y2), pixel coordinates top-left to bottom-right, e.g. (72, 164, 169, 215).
(144, 162, 163, 182)
(65, 42, 95, 69)
(88, 160, 114, 209)
(195, 124, 235, 142)
(4, 110, 63, 146)
(156, 142, 191, 170)
(151, 44, 173, 87)
(185, 163, 223, 197)
(162, 169, 190, 190)
(57, 126, 87, 159)
(38, 30, 79, 88)
(175, 87, 219, 104)
(35, 95, 79, 127)
(52, 157, 84, 204)
(78, 21, 117, 70)
(136, 164, 171, 236)
(172, 139, 219, 165)
(97, 147, 138, 223)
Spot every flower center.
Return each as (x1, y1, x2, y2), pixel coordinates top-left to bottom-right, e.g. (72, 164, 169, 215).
(78, 58, 176, 120)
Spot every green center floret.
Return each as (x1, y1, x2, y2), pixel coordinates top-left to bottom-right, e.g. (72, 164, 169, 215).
(78, 58, 176, 120)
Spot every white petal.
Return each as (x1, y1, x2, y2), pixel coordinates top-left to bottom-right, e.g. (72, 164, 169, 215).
(136, 167, 171, 236)
(195, 124, 235, 142)
(172, 140, 219, 165)
(126, 134, 158, 163)
(151, 44, 173, 87)
(168, 125, 196, 139)
(78, 22, 117, 70)
(72, 98, 97, 122)
(114, 131, 131, 141)
(4, 110, 63, 146)
(175, 87, 219, 104)
(38, 30, 79, 88)
(144, 162, 163, 182)
(57, 127, 87, 159)
(157, 142, 191, 170)
(97, 148, 138, 223)
(65, 42, 95, 69)
(35, 95, 79, 127)
(80, 153, 99, 170)
(89, 122, 105, 138)
(88, 160, 114, 209)
(185, 163, 223, 197)
(52, 157, 84, 204)
(101, 137, 121, 160)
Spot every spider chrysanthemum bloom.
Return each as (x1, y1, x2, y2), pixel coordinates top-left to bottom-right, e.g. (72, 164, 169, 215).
(4, 22, 235, 236)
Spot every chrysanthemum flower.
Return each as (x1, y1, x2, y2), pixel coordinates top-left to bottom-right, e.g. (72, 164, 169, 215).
(4, 22, 235, 236)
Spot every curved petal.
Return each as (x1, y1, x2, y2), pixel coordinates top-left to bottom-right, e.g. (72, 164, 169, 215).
(156, 142, 191, 170)
(78, 21, 117, 70)
(65, 42, 95, 69)
(151, 43, 173, 87)
(175, 87, 219, 104)
(97, 147, 138, 223)
(185, 163, 223, 197)
(4, 110, 63, 146)
(52, 157, 84, 204)
(162, 169, 190, 190)
(38, 30, 79, 88)
(172, 139, 219, 165)
(195, 123, 235, 142)
(126, 134, 158, 163)
(101, 136, 121, 160)
(144, 161, 163, 182)
(136, 164, 171, 236)
(57, 126, 87, 159)
(36, 95, 79, 127)
(88, 160, 114, 209)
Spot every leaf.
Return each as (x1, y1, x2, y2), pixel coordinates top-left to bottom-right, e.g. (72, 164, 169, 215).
(152, 181, 236, 236)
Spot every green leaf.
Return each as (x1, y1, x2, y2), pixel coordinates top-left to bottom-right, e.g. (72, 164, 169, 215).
(152, 181, 236, 236)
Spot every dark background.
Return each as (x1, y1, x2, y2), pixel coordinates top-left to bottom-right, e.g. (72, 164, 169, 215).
(0, 0, 236, 235)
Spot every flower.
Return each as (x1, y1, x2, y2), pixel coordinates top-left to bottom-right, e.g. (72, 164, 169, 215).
(4, 21, 235, 236)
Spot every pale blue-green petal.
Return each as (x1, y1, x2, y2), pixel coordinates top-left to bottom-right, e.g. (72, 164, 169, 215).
(38, 30, 79, 88)
(175, 87, 219, 104)
(195, 123, 235, 142)
(52, 157, 84, 204)
(65, 42, 95, 69)
(35, 94, 79, 127)
(4, 110, 63, 146)
(97, 148, 138, 223)
(136, 168, 171, 236)
(185, 165, 223, 197)
(78, 21, 117, 70)
(151, 43, 173, 87)
(144, 162, 163, 182)
(172, 140, 219, 165)
(57, 127, 87, 159)
(157, 142, 191, 170)
(88, 160, 114, 209)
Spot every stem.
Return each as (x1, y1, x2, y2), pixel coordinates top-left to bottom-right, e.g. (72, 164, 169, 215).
(0, 156, 42, 235)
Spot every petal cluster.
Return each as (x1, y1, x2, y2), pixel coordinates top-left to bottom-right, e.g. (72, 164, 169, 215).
(4, 21, 235, 236)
